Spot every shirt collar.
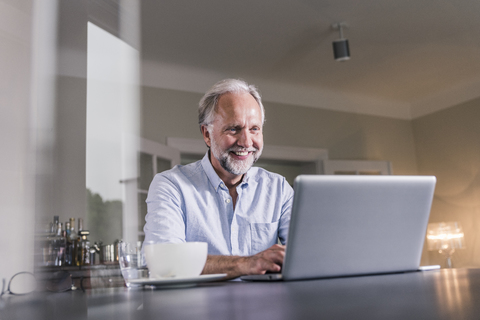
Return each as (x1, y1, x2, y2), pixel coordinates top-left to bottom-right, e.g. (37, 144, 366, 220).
(201, 151, 225, 192)
(241, 166, 257, 189)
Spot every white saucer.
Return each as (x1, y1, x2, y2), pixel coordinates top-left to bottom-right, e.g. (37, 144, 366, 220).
(128, 274, 227, 288)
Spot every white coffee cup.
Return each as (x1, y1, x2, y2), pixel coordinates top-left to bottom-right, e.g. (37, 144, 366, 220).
(143, 242, 208, 278)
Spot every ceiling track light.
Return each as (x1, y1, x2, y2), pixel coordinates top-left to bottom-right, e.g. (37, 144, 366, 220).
(332, 22, 350, 62)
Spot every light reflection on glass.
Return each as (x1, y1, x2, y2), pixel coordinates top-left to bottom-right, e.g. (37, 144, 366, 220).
(86, 21, 140, 245)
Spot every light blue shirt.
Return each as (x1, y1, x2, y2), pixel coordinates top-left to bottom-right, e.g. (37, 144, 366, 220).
(144, 152, 294, 256)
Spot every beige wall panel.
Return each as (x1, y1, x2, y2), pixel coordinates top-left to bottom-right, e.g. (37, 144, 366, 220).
(263, 101, 418, 175)
(142, 86, 418, 176)
(413, 98, 480, 268)
(142, 86, 202, 144)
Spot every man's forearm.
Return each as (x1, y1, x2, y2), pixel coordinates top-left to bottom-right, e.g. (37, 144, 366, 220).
(201, 245, 285, 280)
(202, 255, 247, 280)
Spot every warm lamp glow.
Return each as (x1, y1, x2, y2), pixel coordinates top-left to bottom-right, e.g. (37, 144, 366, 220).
(426, 222, 465, 268)
(427, 233, 465, 240)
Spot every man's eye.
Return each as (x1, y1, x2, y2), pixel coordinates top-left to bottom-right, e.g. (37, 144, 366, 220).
(228, 128, 237, 133)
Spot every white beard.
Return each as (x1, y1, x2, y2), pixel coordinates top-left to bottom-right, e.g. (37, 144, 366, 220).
(210, 136, 262, 175)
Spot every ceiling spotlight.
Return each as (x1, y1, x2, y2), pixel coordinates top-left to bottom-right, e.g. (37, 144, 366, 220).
(332, 22, 350, 61)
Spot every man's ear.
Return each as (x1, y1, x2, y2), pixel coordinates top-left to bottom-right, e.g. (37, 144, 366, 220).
(201, 125, 212, 148)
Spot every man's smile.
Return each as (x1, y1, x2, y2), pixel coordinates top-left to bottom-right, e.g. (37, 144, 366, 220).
(229, 149, 256, 161)
(232, 151, 250, 157)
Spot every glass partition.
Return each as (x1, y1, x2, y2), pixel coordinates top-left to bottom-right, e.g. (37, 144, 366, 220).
(86, 22, 140, 245)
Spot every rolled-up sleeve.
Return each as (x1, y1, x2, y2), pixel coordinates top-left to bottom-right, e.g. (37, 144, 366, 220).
(144, 173, 186, 244)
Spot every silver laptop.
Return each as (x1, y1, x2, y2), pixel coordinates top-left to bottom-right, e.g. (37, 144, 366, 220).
(241, 175, 436, 281)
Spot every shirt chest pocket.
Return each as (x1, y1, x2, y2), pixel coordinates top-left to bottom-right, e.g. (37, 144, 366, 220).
(250, 221, 279, 254)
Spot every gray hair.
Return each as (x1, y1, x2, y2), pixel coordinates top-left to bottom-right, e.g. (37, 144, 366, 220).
(198, 79, 265, 129)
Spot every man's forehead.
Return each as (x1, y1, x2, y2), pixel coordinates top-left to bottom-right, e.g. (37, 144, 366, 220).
(220, 119, 262, 128)
(216, 92, 260, 115)
(214, 109, 263, 129)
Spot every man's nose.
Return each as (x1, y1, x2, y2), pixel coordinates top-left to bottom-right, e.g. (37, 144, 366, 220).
(237, 130, 253, 148)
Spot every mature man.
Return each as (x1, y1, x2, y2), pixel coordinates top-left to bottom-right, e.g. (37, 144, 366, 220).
(144, 79, 293, 279)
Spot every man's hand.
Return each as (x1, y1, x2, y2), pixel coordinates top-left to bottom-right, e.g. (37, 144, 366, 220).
(202, 244, 286, 279)
(240, 244, 285, 275)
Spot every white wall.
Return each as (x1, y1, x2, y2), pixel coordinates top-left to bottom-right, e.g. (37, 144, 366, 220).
(0, 0, 35, 279)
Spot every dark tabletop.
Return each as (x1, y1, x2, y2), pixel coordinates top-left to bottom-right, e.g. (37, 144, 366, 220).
(2, 268, 480, 320)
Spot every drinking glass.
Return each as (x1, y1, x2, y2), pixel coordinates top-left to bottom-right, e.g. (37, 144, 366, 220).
(118, 241, 148, 287)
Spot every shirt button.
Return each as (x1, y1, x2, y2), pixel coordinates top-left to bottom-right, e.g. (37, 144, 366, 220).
(226, 199, 231, 204)
(220, 183, 225, 188)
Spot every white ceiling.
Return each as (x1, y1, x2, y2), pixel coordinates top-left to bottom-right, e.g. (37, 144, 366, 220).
(140, 0, 480, 119)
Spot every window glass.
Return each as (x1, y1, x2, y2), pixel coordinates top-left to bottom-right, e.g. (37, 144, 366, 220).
(86, 22, 140, 244)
